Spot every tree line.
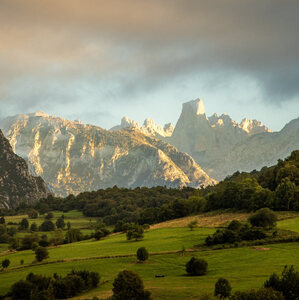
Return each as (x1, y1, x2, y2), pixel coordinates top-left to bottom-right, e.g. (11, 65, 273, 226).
(1, 151, 298, 227)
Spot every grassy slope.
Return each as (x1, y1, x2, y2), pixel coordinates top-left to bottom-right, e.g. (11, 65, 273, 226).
(0, 243, 298, 299)
(0, 211, 298, 299)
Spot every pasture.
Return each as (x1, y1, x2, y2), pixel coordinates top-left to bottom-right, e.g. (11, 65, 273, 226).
(0, 211, 298, 299)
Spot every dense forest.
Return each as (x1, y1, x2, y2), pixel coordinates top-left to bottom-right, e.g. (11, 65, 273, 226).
(2, 150, 298, 226)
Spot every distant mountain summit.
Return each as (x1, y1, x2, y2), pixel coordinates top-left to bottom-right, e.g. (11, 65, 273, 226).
(0, 113, 215, 197)
(111, 98, 296, 181)
(168, 98, 296, 179)
(111, 117, 174, 138)
(0, 129, 50, 208)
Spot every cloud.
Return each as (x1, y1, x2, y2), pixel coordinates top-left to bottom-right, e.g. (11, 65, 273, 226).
(0, 0, 298, 116)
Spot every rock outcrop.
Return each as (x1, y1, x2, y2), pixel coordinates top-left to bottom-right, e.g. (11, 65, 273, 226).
(0, 129, 50, 208)
(0, 113, 216, 197)
(167, 98, 296, 180)
(111, 117, 174, 138)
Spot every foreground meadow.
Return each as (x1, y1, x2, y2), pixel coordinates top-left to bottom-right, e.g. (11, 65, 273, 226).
(0, 212, 298, 299)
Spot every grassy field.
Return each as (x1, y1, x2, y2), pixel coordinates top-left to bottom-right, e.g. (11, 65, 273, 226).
(0, 242, 298, 299)
(277, 217, 299, 233)
(5, 210, 97, 230)
(0, 211, 298, 299)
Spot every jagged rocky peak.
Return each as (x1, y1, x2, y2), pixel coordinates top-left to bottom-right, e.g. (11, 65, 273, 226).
(111, 117, 174, 137)
(163, 123, 174, 136)
(182, 98, 206, 116)
(121, 116, 140, 128)
(33, 110, 49, 118)
(240, 118, 272, 135)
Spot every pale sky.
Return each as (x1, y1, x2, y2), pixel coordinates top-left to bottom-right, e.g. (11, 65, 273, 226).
(0, 0, 298, 131)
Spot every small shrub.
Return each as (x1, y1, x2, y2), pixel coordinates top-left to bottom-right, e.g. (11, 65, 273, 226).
(30, 222, 38, 232)
(227, 220, 242, 231)
(188, 220, 198, 231)
(40, 220, 55, 231)
(137, 247, 149, 262)
(112, 270, 151, 300)
(249, 208, 277, 228)
(186, 257, 208, 276)
(35, 247, 49, 262)
(56, 217, 65, 229)
(94, 230, 104, 240)
(2, 258, 10, 269)
(19, 218, 29, 230)
(214, 278, 231, 299)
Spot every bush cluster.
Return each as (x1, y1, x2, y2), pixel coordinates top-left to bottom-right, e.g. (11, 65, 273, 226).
(9, 270, 100, 300)
(205, 219, 267, 246)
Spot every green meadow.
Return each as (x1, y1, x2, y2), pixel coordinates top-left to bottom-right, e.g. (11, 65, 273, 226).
(0, 212, 298, 299)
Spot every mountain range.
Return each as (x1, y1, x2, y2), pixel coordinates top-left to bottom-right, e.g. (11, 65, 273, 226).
(0, 99, 298, 198)
(111, 99, 298, 180)
(0, 111, 215, 197)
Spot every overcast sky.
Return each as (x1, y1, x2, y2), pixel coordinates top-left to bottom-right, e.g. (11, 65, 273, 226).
(0, 0, 298, 131)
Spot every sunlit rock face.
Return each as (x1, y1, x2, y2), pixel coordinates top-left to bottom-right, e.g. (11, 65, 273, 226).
(239, 118, 272, 135)
(0, 113, 216, 197)
(168, 99, 249, 176)
(0, 129, 50, 208)
(214, 117, 299, 178)
(111, 117, 174, 138)
(167, 98, 296, 180)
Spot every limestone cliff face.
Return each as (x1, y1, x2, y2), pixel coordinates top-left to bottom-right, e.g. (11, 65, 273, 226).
(167, 98, 295, 180)
(0, 112, 215, 197)
(0, 129, 51, 208)
(212, 117, 299, 179)
(168, 99, 250, 173)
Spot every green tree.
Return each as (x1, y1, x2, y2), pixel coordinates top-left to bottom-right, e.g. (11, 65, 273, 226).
(186, 257, 208, 276)
(67, 221, 71, 230)
(21, 234, 40, 250)
(27, 209, 38, 219)
(0, 216, 5, 224)
(11, 280, 35, 300)
(2, 258, 10, 269)
(188, 220, 198, 231)
(227, 220, 242, 232)
(94, 230, 104, 240)
(7, 226, 17, 236)
(248, 208, 277, 228)
(40, 220, 55, 231)
(126, 225, 144, 241)
(65, 229, 83, 243)
(214, 278, 232, 299)
(35, 247, 49, 262)
(275, 178, 296, 210)
(19, 218, 29, 230)
(30, 222, 38, 232)
(56, 217, 65, 229)
(137, 247, 149, 262)
(112, 270, 151, 300)
(264, 265, 299, 300)
(45, 212, 53, 219)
